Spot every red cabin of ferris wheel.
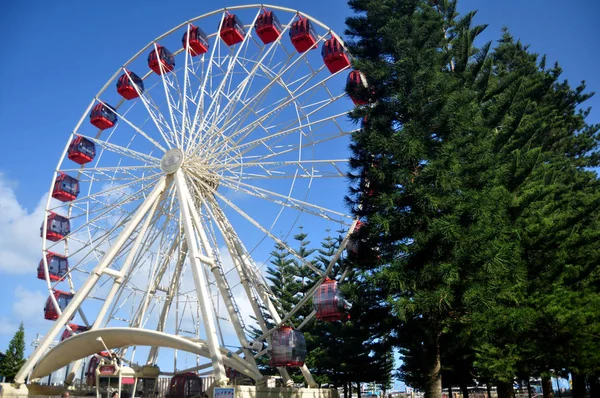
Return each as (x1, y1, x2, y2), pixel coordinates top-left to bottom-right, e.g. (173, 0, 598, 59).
(60, 324, 89, 341)
(44, 289, 74, 320)
(313, 278, 351, 322)
(37, 252, 68, 282)
(116, 70, 145, 100)
(346, 220, 363, 255)
(322, 37, 351, 74)
(255, 10, 282, 44)
(289, 17, 317, 53)
(148, 45, 175, 75)
(183, 24, 209, 56)
(220, 13, 246, 46)
(346, 70, 371, 106)
(90, 103, 117, 130)
(52, 173, 80, 202)
(67, 135, 96, 165)
(269, 326, 307, 367)
(41, 212, 70, 242)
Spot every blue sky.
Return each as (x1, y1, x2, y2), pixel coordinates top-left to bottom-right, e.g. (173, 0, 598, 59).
(0, 0, 597, 391)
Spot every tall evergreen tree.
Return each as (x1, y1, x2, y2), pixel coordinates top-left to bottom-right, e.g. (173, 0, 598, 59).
(0, 323, 26, 383)
(468, 30, 600, 391)
(267, 242, 301, 317)
(344, 1, 500, 397)
(345, 1, 600, 397)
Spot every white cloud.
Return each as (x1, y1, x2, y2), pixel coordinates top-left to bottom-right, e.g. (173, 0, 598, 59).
(0, 174, 47, 274)
(0, 316, 18, 336)
(12, 285, 47, 325)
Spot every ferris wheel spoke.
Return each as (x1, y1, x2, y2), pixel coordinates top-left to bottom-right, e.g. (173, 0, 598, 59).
(211, 77, 345, 163)
(187, 14, 227, 154)
(219, 52, 331, 145)
(192, 10, 263, 156)
(49, 173, 162, 215)
(82, 135, 161, 165)
(153, 43, 185, 149)
(218, 177, 352, 224)
(96, 98, 168, 153)
(53, 179, 166, 263)
(208, 112, 350, 164)
(215, 159, 347, 181)
(205, 33, 329, 152)
(195, 12, 298, 151)
(210, 187, 324, 276)
(61, 165, 160, 184)
(215, 130, 351, 170)
(180, 24, 195, 149)
(127, 76, 177, 151)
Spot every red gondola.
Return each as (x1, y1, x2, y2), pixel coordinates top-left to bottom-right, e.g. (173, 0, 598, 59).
(167, 372, 204, 398)
(346, 221, 363, 255)
(52, 173, 80, 202)
(90, 103, 117, 130)
(346, 70, 371, 105)
(86, 354, 105, 386)
(68, 136, 96, 165)
(322, 37, 351, 74)
(255, 10, 282, 45)
(61, 324, 89, 341)
(41, 212, 70, 242)
(116, 70, 144, 100)
(37, 252, 68, 282)
(183, 24, 209, 56)
(220, 13, 245, 46)
(269, 326, 307, 367)
(44, 289, 73, 320)
(289, 17, 317, 53)
(313, 278, 351, 322)
(148, 45, 175, 75)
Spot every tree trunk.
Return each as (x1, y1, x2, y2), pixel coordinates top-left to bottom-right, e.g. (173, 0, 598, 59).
(527, 378, 532, 398)
(349, 381, 353, 398)
(542, 376, 554, 398)
(449, 386, 454, 398)
(461, 383, 469, 398)
(344, 381, 348, 398)
(487, 383, 493, 398)
(589, 375, 600, 398)
(425, 337, 443, 398)
(572, 373, 586, 398)
(357, 382, 362, 398)
(497, 382, 513, 398)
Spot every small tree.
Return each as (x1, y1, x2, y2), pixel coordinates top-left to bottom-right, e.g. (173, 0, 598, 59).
(0, 323, 26, 383)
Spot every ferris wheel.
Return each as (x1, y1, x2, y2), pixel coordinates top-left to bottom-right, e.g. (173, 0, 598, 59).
(16, 4, 369, 390)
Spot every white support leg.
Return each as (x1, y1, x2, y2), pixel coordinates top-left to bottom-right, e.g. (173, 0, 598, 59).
(15, 177, 167, 385)
(174, 170, 227, 385)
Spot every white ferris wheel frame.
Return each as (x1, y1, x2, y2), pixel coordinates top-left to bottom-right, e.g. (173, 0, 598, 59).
(22, 4, 359, 389)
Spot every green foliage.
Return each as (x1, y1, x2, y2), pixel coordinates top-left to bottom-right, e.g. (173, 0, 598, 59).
(0, 323, 26, 382)
(344, 0, 600, 395)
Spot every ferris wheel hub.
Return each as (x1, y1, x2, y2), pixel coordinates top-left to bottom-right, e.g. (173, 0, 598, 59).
(160, 148, 184, 174)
